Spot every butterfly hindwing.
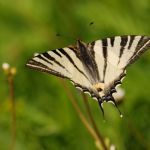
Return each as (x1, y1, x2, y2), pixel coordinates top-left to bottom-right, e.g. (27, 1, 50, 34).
(90, 35, 150, 98)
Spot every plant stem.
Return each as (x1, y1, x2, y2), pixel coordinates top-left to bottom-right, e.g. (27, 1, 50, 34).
(59, 79, 108, 150)
(8, 76, 16, 150)
(81, 93, 108, 150)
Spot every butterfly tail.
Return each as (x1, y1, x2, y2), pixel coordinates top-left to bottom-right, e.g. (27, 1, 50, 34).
(98, 98, 105, 118)
(107, 96, 123, 118)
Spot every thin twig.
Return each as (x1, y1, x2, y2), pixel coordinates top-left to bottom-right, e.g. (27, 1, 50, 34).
(8, 75, 16, 150)
(81, 93, 108, 150)
(59, 79, 108, 150)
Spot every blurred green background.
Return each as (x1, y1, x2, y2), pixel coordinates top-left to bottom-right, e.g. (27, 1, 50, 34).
(0, 0, 150, 150)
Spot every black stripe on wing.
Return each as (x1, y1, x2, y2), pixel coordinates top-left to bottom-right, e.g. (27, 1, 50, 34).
(119, 36, 128, 58)
(37, 55, 53, 65)
(88, 41, 101, 82)
(102, 38, 108, 82)
(77, 40, 100, 82)
(51, 50, 62, 57)
(88, 41, 96, 57)
(128, 35, 136, 49)
(42, 52, 67, 70)
(128, 36, 150, 65)
(58, 48, 90, 81)
(110, 37, 115, 47)
(117, 36, 128, 65)
(26, 59, 68, 79)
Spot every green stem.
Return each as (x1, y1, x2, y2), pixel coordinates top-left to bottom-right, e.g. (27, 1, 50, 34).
(8, 76, 16, 150)
(59, 79, 108, 150)
(81, 93, 108, 150)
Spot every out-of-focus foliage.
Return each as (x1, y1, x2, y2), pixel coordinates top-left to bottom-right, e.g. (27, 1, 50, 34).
(0, 0, 150, 150)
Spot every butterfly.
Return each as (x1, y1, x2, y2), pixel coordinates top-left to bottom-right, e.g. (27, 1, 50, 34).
(26, 35, 150, 116)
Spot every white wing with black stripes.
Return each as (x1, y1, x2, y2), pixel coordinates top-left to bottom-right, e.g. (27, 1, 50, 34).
(26, 35, 150, 115)
(91, 36, 150, 94)
(27, 47, 95, 93)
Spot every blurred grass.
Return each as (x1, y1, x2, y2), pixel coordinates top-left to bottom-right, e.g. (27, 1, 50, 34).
(0, 0, 150, 150)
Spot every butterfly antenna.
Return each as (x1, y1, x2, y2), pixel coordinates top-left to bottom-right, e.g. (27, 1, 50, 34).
(110, 96, 123, 118)
(98, 98, 105, 120)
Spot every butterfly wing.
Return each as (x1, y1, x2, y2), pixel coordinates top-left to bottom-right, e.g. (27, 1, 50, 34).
(26, 35, 150, 115)
(26, 35, 150, 102)
(26, 47, 100, 98)
(90, 35, 150, 99)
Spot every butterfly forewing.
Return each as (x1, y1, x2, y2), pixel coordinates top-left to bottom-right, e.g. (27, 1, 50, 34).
(26, 47, 95, 93)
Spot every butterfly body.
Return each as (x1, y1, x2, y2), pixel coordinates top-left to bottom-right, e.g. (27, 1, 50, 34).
(26, 35, 150, 114)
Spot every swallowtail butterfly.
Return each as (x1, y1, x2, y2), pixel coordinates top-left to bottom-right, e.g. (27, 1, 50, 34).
(26, 35, 150, 116)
